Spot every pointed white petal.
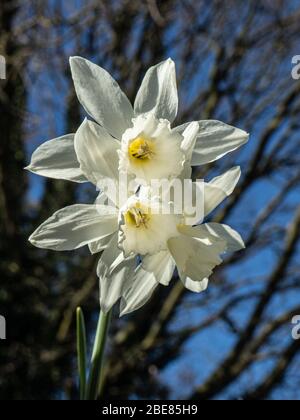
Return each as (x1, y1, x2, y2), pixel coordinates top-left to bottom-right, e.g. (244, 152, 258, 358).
(168, 234, 223, 283)
(26, 134, 87, 183)
(89, 195, 116, 254)
(201, 223, 245, 252)
(142, 251, 175, 286)
(174, 120, 249, 166)
(178, 224, 224, 244)
(180, 276, 209, 293)
(88, 233, 115, 254)
(176, 121, 199, 182)
(179, 222, 244, 252)
(74, 119, 120, 186)
(98, 236, 136, 313)
(70, 57, 133, 139)
(182, 167, 241, 225)
(134, 58, 178, 123)
(179, 121, 199, 161)
(120, 267, 159, 316)
(29, 204, 118, 251)
(204, 166, 241, 216)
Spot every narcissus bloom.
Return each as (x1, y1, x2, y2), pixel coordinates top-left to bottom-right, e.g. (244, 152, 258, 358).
(118, 167, 245, 315)
(29, 165, 245, 315)
(27, 56, 249, 315)
(26, 57, 249, 186)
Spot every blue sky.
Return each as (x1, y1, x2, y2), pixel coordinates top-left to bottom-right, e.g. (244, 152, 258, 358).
(23, 1, 300, 399)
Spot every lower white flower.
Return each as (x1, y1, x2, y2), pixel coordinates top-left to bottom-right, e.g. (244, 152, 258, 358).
(117, 172, 245, 315)
(118, 194, 182, 257)
(28, 166, 245, 316)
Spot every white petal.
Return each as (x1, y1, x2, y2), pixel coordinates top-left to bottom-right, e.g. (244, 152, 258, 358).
(26, 134, 87, 183)
(74, 119, 120, 186)
(88, 233, 115, 254)
(201, 223, 245, 252)
(178, 224, 225, 245)
(98, 236, 136, 313)
(134, 58, 178, 123)
(177, 121, 199, 182)
(29, 204, 118, 251)
(182, 167, 240, 225)
(167, 234, 223, 283)
(142, 251, 175, 286)
(70, 57, 133, 139)
(178, 222, 244, 252)
(204, 166, 241, 216)
(175, 120, 249, 166)
(180, 276, 209, 293)
(179, 121, 199, 162)
(120, 265, 159, 316)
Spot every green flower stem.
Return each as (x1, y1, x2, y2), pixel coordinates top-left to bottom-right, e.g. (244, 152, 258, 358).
(86, 309, 112, 400)
(76, 307, 87, 401)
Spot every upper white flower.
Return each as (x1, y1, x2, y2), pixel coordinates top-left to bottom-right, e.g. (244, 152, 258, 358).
(119, 113, 184, 183)
(26, 57, 249, 187)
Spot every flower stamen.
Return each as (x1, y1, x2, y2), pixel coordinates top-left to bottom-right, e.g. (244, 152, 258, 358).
(125, 204, 150, 229)
(128, 137, 155, 161)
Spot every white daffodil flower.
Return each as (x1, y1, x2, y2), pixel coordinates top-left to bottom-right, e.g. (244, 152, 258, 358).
(26, 57, 249, 186)
(118, 194, 182, 257)
(28, 165, 244, 315)
(27, 56, 249, 316)
(119, 113, 184, 182)
(118, 167, 245, 315)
